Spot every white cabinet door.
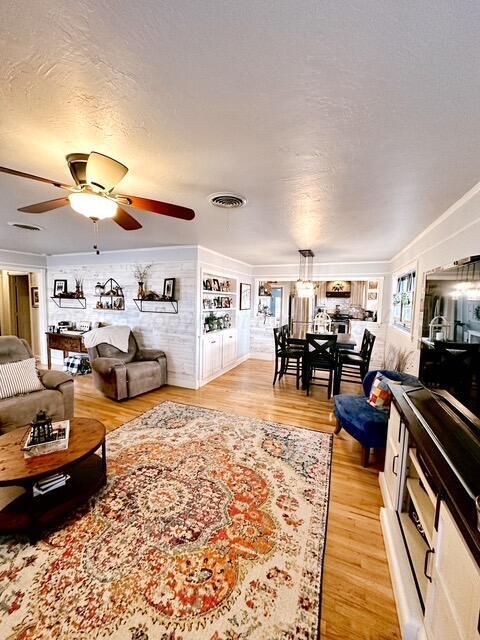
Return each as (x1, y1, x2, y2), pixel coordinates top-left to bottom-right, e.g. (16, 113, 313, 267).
(211, 336, 223, 373)
(203, 335, 222, 379)
(425, 503, 480, 640)
(383, 405, 405, 509)
(222, 330, 237, 368)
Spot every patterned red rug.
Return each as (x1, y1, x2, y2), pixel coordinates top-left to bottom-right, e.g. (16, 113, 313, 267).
(1, 401, 332, 639)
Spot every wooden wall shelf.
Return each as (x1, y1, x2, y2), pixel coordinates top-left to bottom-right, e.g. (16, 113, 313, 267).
(51, 297, 86, 309)
(95, 278, 124, 310)
(133, 299, 178, 314)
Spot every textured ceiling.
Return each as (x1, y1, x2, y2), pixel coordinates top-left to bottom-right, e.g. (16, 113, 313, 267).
(1, 0, 480, 263)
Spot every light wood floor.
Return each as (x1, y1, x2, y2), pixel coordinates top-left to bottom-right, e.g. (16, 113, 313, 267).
(71, 359, 400, 640)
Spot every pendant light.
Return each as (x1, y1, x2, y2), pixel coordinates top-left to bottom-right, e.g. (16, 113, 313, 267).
(296, 249, 315, 298)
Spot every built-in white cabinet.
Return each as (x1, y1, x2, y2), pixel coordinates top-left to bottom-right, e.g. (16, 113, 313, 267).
(201, 330, 238, 381)
(200, 269, 240, 385)
(381, 401, 480, 640)
(425, 504, 480, 640)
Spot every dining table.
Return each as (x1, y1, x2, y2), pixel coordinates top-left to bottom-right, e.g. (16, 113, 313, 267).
(286, 332, 357, 390)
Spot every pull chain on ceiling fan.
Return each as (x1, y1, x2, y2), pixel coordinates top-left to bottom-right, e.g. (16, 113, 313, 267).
(0, 151, 195, 241)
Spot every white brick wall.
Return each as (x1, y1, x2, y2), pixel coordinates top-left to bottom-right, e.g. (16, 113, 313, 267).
(47, 260, 197, 387)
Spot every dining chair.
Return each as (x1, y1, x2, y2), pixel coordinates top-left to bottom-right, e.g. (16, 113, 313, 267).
(272, 327, 284, 385)
(335, 329, 376, 393)
(282, 334, 305, 389)
(272, 326, 304, 387)
(304, 333, 338, 398)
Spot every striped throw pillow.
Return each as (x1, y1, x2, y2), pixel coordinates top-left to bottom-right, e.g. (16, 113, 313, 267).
(0, 358, 44, 400)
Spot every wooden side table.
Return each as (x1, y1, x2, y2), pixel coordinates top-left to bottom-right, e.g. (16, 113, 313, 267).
(46, 332, 88, 369)
(0, 418, 106, 536)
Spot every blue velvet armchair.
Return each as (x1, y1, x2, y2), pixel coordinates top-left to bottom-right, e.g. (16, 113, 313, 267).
(333, 369, 419, 466)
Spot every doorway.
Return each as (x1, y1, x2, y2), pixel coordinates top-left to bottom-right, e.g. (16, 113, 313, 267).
(8, 274, 32, 342)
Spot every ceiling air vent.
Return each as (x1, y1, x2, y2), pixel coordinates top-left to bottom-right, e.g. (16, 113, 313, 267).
(8, 222, 44, 231)
(208, 193, 246, 209)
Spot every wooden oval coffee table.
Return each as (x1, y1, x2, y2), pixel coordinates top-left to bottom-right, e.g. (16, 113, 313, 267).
(0, 417, 106, 536)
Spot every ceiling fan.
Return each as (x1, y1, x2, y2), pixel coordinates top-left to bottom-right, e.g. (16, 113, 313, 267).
(0, 151, 195, 232)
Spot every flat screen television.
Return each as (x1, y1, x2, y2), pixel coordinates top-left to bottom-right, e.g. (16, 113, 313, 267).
(420, 255, 480, 417)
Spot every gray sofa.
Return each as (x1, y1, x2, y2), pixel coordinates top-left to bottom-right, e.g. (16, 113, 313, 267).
(0, 336, 74, 435)
(87, 332, 167, 401)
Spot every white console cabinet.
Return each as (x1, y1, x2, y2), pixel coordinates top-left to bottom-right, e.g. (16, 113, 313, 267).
(424, 504, 480, 640)
(201, 330, 238, 382)
(380, 397, 480, 640)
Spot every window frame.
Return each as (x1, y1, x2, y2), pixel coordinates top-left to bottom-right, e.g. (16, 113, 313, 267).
(393, 270, 416, 331)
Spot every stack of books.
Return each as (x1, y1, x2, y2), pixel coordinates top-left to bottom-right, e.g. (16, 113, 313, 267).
(33, 472, 70, 497)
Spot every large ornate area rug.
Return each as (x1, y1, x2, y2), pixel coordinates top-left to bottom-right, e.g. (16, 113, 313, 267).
(1, 401, 332, 640)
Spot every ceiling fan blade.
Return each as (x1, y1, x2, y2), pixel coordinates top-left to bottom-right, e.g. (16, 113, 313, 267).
(0, 166, 71, 189)
(113, 207, 142, 230)
(86, 152, 128, 192)
(18, 197, 70, 213)
(117, 195, 195, 221)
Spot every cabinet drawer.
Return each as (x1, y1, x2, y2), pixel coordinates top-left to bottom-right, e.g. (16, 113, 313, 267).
(47, 334, 85, 352)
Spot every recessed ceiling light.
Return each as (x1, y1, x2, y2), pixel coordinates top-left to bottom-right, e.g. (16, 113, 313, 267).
(8, 221, 45, 231)
(208, 193, 246, 209)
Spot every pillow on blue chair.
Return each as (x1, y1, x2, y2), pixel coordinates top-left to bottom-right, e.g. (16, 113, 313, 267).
(368, 373, 399, 411)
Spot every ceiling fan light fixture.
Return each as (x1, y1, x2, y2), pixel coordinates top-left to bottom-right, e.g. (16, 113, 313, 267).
(68, 192, 117, 220)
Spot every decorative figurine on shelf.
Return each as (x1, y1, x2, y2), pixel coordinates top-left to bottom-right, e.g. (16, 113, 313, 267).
(95, 282, 104, 296)
(133, 264, 152, 300)
(74, 272, 84, 298)
(30, 411, 54, 445)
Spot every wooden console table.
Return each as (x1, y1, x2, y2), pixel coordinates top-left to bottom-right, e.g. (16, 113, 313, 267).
(46, 332, 88, 369)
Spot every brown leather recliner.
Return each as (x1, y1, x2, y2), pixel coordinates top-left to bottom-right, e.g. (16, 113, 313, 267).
(87, 332, 167, 401)
(0, 336, 74, 435)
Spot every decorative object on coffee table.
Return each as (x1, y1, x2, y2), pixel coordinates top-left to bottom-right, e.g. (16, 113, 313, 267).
(0, 417, 106, 535)
(29, 411, 54, 445)
(0, 402, 331, 638)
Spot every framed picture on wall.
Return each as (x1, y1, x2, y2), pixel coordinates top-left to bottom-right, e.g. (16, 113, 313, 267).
(53, 279, 68, 296)
(212, 278, 220, 292)
(240, 283, 251, 310)
(163, 278, 176, 300)
(31, 287, 39, 308)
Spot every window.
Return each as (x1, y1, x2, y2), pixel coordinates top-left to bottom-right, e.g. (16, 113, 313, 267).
(393, 270, 415, 330)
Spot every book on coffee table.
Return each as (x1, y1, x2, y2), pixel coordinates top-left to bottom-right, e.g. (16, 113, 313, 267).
(22, 420, 70, 458)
